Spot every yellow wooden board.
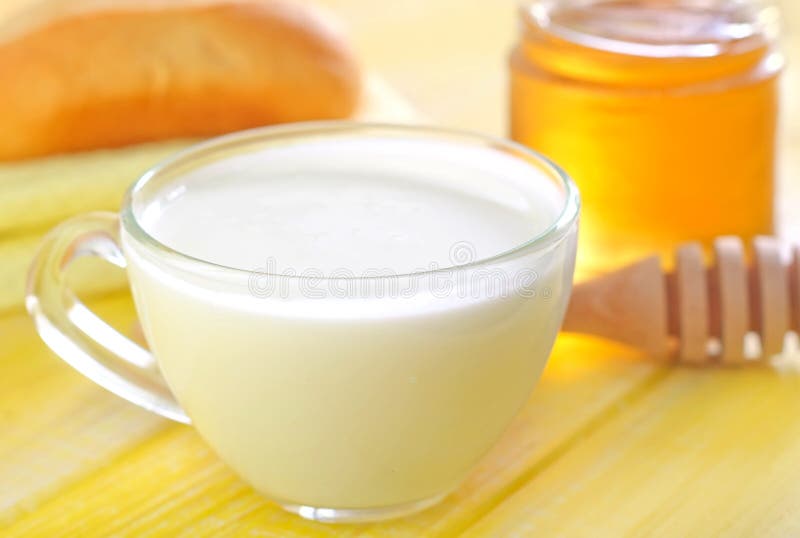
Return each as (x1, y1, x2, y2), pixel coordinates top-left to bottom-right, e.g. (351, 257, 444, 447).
(464, 367, 800, 537)
(2, 1, 800, 536)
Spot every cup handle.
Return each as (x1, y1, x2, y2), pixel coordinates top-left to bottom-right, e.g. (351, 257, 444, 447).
(25, 212, 191, 424)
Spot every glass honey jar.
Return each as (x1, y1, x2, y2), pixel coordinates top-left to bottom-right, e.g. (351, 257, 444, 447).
(511, 0, 783, 277)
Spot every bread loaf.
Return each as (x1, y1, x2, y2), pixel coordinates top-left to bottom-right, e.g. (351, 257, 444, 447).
(0, 0, 361, 161)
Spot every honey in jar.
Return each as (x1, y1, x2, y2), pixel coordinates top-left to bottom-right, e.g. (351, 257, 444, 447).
(511, 0, 782, 276)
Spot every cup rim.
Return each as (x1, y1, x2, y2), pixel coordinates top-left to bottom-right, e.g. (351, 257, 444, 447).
(120, 121, 580, 281)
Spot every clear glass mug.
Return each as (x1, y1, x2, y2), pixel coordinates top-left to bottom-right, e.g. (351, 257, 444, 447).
(26, 123, 580, 523)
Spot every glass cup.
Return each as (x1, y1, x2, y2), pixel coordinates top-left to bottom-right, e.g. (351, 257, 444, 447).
(26, 123, 580, 523)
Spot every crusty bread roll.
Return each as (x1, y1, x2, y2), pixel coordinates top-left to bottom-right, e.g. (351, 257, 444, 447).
(0, 0, 361, 161)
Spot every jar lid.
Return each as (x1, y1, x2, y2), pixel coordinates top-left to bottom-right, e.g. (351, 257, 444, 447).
(518, 0, 782, 87)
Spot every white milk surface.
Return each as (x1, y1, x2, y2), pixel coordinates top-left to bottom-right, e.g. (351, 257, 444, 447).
(138, 138, 560, 275)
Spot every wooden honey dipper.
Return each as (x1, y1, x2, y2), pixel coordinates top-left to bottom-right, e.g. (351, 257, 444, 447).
(561, 236, 800, 365)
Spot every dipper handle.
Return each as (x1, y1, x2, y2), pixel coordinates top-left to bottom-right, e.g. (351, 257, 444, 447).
(561, 236, 800, 365)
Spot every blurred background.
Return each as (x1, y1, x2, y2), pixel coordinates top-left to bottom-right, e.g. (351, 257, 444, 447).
(318, 1, 796, 140)
(1, 0, 795, 136)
